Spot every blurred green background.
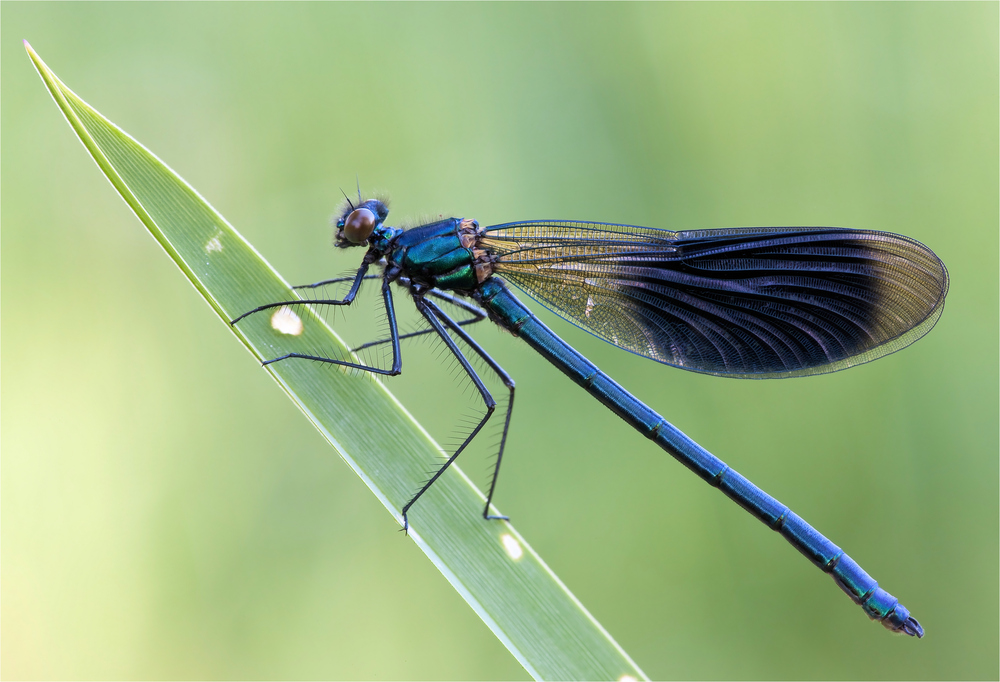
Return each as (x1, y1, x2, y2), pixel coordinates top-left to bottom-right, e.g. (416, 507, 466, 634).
(3, 3, 997, 679)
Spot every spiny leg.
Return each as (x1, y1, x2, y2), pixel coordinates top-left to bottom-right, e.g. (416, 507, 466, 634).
(422, 297, 515, 522)
(230, 263, 373, 325)
(427, 288, 490, 318)
(288, 276, 488, 354)
(236, 266, 403, 377)
(351, 288, 489, 353)
(270, 275, 402, 375)
(293, 273, 381, 290)
(400, 297, 500, 531)
(291, 273, 384, 336)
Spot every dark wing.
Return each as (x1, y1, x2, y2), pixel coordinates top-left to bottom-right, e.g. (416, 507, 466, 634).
(481, 221, 948, 378)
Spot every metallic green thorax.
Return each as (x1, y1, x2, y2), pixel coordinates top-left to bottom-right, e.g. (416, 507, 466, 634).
(390, 217, 493, 292)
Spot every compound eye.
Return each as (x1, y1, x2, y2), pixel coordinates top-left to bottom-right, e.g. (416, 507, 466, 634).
(343, 208, 376, 244)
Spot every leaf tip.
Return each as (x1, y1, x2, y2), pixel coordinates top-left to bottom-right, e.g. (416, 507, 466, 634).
(23, 40, 41, 65)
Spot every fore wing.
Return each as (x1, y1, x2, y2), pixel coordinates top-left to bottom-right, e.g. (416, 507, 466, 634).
(481, 221, 948, 378)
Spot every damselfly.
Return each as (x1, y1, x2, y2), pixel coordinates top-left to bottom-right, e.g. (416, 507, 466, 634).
(232, 197, 947, 637)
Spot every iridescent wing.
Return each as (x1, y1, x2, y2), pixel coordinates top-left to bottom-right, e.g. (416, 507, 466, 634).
(481, 221, 948, 378)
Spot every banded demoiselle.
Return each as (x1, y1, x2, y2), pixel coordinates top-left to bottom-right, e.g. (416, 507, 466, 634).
(233, 197, 948, 637)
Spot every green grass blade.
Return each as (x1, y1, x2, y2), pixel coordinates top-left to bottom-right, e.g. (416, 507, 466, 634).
(24, 41, 646, 682)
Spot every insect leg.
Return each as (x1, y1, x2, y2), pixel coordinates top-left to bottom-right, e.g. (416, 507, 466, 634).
(293, 274, 381, 290)
(400, 297, 499, 531)
(230, 262, 372, 325)
(422, 297, 515, 522)
(235, 267, 403, 377)
(351, 287, 489, 353)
